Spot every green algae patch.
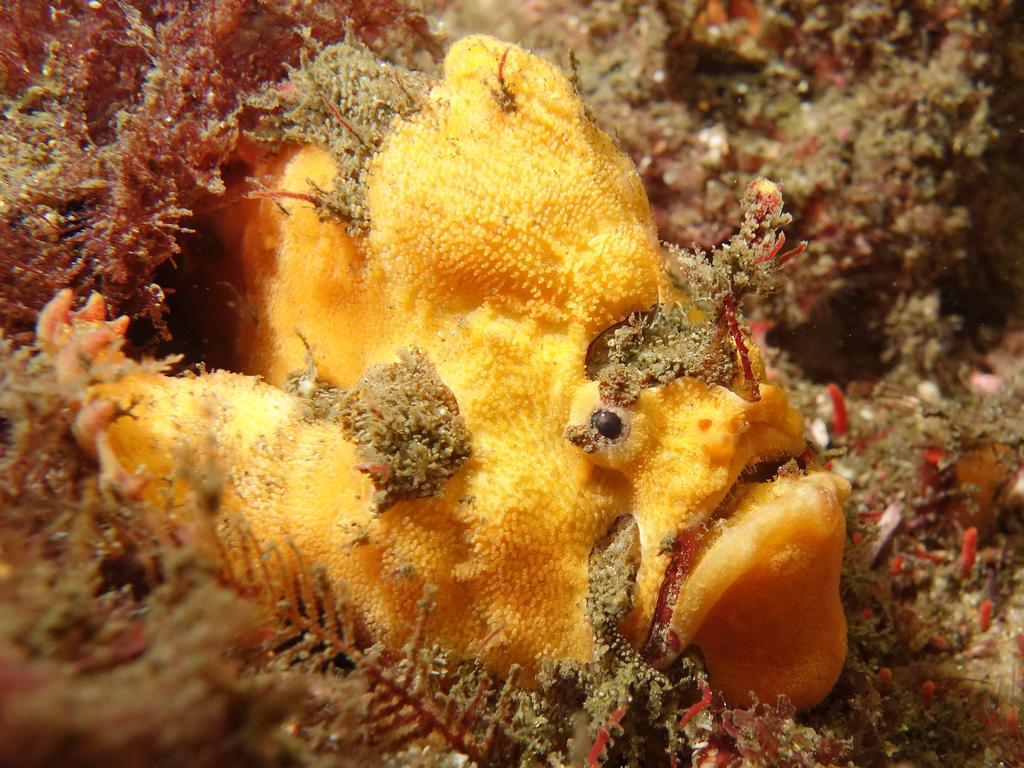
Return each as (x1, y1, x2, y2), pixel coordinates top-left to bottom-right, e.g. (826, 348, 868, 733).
(247, 35, 432, 234)
(586, 305, 736, 401)
(287, 343, 472, 514)
(337, 348, 471, 513)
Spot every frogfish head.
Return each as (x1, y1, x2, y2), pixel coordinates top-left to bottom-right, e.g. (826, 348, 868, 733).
(565, 373, 849, 709)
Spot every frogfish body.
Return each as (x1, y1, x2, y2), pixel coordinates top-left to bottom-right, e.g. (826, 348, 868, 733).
(61, 36, 849, 709)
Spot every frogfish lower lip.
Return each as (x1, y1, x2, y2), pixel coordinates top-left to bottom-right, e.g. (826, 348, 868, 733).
(640, 471, 851, 710)
(641, 524, 704, 670)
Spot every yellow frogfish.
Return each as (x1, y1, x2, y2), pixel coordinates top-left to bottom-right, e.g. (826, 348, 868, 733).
(46, 35, 850, 709)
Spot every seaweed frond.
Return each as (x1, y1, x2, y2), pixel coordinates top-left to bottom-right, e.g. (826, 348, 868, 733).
(0, 0, 437, 343)
(221, 519, 522, 766)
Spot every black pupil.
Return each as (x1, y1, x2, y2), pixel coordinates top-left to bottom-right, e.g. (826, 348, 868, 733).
(591, 409, 623, 439)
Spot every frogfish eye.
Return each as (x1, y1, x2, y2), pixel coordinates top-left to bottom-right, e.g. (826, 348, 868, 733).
(591, 408, 623, 440)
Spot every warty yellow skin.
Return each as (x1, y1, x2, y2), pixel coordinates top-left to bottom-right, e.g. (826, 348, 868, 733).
(81, 36, 849, 709)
